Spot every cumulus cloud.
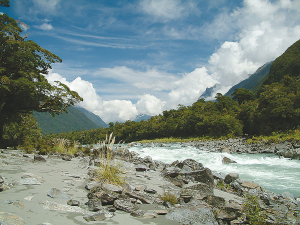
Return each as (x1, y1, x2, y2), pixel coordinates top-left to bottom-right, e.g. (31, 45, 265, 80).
(136, 94, 166, 115)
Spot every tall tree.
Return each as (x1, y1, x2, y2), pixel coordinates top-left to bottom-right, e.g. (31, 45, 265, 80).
(0, 3, 82, 147)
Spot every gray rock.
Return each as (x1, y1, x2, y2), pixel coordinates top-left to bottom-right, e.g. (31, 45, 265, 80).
(40, 201, 86, 213)
(61, 154, 72, 161)
(102, 183, 123, 194)
(184, 182, 214, 199)
(0, 212, 26, 225)
(47, 188, 70, 199)
(85, 181, 102, 190)
(86, 198, 103, 211)
(224, 173, 239, 184)
(166, 204, 218, 225)
(126, 191, 155, 204)
(113, 199, 139, 213)
(135, 164, 150, 171)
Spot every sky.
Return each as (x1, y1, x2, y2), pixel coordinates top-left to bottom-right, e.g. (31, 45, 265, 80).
(2, 0, 300, 123)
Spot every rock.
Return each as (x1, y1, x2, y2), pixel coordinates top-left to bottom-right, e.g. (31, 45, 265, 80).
(47, 188, 69, 199)
(19, 178, 41, 185)
(240, 180, 259, 189)
(67, 199, 80, 206)
(181, 168, 214, 186)
(83, 209, 114, 221)
(135, 164, 150, 171)
(61, 154, 72, 161)
(0, 212, 26, 225)
(166, 204, 218, 225)
(85, 181, 102, 190)
(204, 195, 226, 207)
(40, 201, 86, 213)
(102, 183, 123, 194)
(113, 199, 139, 213)
(224, 173, 239, 184)
(34, 154, 46, 162)
(184, 182, 214, 199)
(161, 166, 181, 178)
(222, 157, 237, 164)
(144, 188, 157, 194)
(89, 190, 119, 205)
(143, 211, 158, 218)
(86, 198, 103, 211)
(126, 191, 155, 204)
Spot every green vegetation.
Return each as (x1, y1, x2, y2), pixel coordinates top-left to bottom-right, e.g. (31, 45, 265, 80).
(243, 194, 266, 225)
(93, 133, 125, 185)
(0, 1, 82, 148)
(160, 192, 178, 205)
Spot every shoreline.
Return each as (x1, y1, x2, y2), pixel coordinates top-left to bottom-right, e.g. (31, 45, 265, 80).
(1, 144, 299, 224)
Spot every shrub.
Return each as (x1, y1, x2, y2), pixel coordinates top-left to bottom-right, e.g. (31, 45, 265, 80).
(243, 194, 266, 225)
(160, 192, 178, 205)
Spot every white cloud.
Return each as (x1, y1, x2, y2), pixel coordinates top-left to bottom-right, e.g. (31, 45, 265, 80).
(36, 23, 53, 30)
(136, 94, 166, 115)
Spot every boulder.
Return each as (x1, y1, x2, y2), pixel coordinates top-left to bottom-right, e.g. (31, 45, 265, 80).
(166, 204, 218, 225)
(0, 212, 26, 225)
(67, 199, 80, 206)
(222, 157, 237, 164)
(47, 188, 69, 199)
(135, 164, 150, 172)
(83, 209, 114, 221)
(224, 173, 239, 184)
(184, 182, 214, 200)
(86, 198, 103, 211)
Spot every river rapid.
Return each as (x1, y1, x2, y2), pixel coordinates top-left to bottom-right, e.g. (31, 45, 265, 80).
(128, 143, 300, 197)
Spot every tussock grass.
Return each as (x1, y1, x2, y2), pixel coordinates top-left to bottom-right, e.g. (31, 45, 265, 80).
(52, 138, 80, 155)
(94, 133, 125, 185)
(159, 192, 178, 205)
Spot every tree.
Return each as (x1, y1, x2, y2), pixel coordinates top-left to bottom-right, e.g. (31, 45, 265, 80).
(232, 88, 255, 105)
(0, 3, 82, 147)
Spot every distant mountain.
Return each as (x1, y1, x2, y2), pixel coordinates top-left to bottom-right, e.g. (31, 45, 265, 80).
(199, 84, 218, 99)
(134, 114, 152, 122)
(224, 61, 273, 97)
(34, 106, 102, 134)
(75, 106, 108, 128)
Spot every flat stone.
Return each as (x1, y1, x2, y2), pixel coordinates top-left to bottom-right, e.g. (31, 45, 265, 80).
(240, 180, 259, 189)
(19, 178, 41, 185)
(40, 201, 87, 213)
(47, 188, 70, 199)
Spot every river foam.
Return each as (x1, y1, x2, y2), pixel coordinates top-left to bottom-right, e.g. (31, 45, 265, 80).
(128, 144, 300, 197)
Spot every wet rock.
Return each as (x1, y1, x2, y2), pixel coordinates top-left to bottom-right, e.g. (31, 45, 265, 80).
(166, 204, 218, 225)
(67, 199, 80, 206)
(224, 173, 239, 184)
(113, 199, 139, 213)
(222, 157, 237, 164)
(34, 154, 46, 162)
(47, 188, 69, 199)
(0, 212, 26, 225)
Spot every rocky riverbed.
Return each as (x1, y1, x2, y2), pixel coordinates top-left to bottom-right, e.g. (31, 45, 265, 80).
(0, 140, 300, 224)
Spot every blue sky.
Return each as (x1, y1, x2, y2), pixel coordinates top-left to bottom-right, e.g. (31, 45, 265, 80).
(2, 0, 300, 123)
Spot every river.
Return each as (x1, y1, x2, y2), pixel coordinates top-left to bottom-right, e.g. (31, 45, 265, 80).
(128, 143, 300, 197)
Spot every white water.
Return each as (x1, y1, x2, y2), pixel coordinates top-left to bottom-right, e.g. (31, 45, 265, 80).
(128, 144, 300, 197)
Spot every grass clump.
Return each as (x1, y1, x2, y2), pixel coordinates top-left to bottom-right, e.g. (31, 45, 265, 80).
(94, 133, 125, 185)
(243, 194, 266, 225)
(160, 192, 178, 205)
(52, 138, 80, 155)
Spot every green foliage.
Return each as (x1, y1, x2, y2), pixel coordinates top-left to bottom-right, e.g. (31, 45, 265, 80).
(243, 194, 266, 225)
(0, 7, 82, 147)
(94, 133, 125, 185)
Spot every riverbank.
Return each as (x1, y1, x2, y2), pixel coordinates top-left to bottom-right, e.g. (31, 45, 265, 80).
(0, 144, 299, 224)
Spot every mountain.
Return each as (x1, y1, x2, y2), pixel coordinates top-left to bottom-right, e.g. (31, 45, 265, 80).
(75, 106, 108, 128)
(199, 84, 218, 99)
(134, 114, 152, 122)
(224, 61, 273, 97)
(34, 106, 102, 134)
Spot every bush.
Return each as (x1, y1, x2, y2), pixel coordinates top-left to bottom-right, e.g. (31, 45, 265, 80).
(243, 194, 266, 225)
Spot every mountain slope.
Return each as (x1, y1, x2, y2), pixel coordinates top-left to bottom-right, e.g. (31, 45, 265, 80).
(263, 39, 300, 85)
(34, 106, 100, 134)
(75, 106, 108, 128)
(225, 61, 273, 97)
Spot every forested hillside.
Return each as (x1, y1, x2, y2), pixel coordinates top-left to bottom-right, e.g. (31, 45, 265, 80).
(34, 106, 101, 134)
